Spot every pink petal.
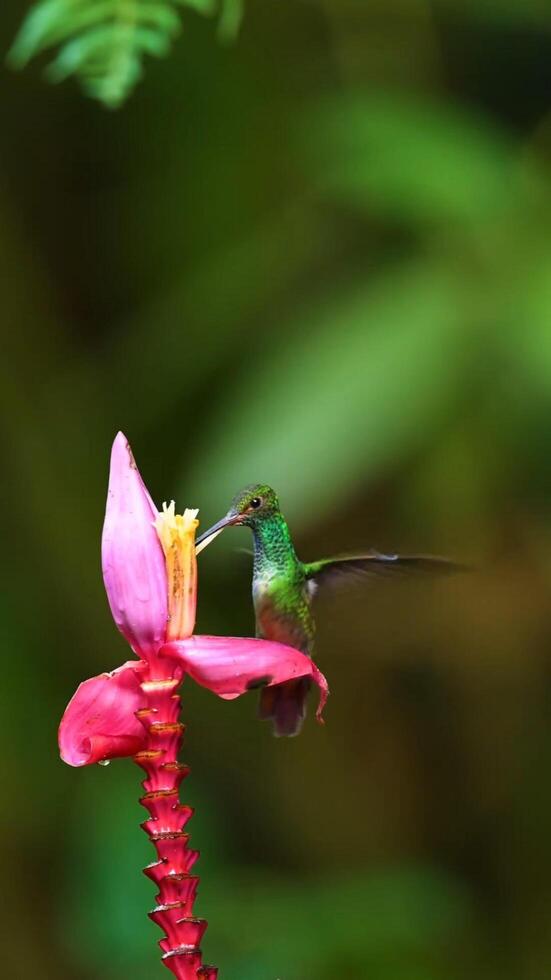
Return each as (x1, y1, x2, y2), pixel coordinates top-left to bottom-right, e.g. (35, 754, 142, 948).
(102, 432, 168, 658)
(161, 636, 329, 723)
(59, 661, 147, 767)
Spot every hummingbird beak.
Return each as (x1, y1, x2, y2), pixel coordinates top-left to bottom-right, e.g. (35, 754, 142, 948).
(195, 513, 242, 555)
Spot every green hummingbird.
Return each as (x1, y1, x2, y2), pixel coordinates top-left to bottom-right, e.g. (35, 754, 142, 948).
(195, 484, 459, 738)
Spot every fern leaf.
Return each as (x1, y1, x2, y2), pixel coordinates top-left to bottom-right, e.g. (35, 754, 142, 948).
(8, 0, 243, 109)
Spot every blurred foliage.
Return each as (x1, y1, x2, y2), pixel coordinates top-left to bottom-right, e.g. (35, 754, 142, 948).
(3, 0, 551, 978)
(8, 0, 243, 107)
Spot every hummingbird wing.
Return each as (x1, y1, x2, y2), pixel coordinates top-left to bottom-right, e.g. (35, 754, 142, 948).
(304, 552, 464, 590)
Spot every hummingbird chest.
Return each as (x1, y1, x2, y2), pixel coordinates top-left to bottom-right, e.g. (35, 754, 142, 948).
(252, 572, 314, 655)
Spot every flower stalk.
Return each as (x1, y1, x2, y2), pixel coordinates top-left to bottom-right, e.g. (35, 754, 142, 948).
(135, 655, 216, 979)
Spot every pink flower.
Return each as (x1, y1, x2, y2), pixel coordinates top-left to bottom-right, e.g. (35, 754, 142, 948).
(59, 431, 328, 766)
(58, 433, 328, 980)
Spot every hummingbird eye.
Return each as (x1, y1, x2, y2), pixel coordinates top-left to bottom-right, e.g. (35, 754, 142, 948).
(250, 497, 262, 510)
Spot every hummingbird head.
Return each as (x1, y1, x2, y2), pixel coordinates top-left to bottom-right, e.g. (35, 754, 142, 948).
(228, 484, 280, 525)
(195, 484, 280, 551)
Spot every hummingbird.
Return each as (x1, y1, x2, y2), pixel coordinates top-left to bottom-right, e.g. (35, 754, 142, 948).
(195, 484, 459, 738)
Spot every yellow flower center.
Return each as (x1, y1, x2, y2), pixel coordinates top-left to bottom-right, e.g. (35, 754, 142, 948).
(154, 502, 199, 640)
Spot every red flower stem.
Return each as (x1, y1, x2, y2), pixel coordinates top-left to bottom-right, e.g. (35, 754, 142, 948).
(134, 655, 218, 980)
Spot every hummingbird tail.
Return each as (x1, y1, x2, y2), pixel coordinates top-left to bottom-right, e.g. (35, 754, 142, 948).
(258, 677, 311, 737)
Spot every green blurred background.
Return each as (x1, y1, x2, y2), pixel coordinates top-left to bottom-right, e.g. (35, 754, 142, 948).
(3, 1, 551, 977)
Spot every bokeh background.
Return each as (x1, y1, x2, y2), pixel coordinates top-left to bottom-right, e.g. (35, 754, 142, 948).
(3, 1, 551, 977)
